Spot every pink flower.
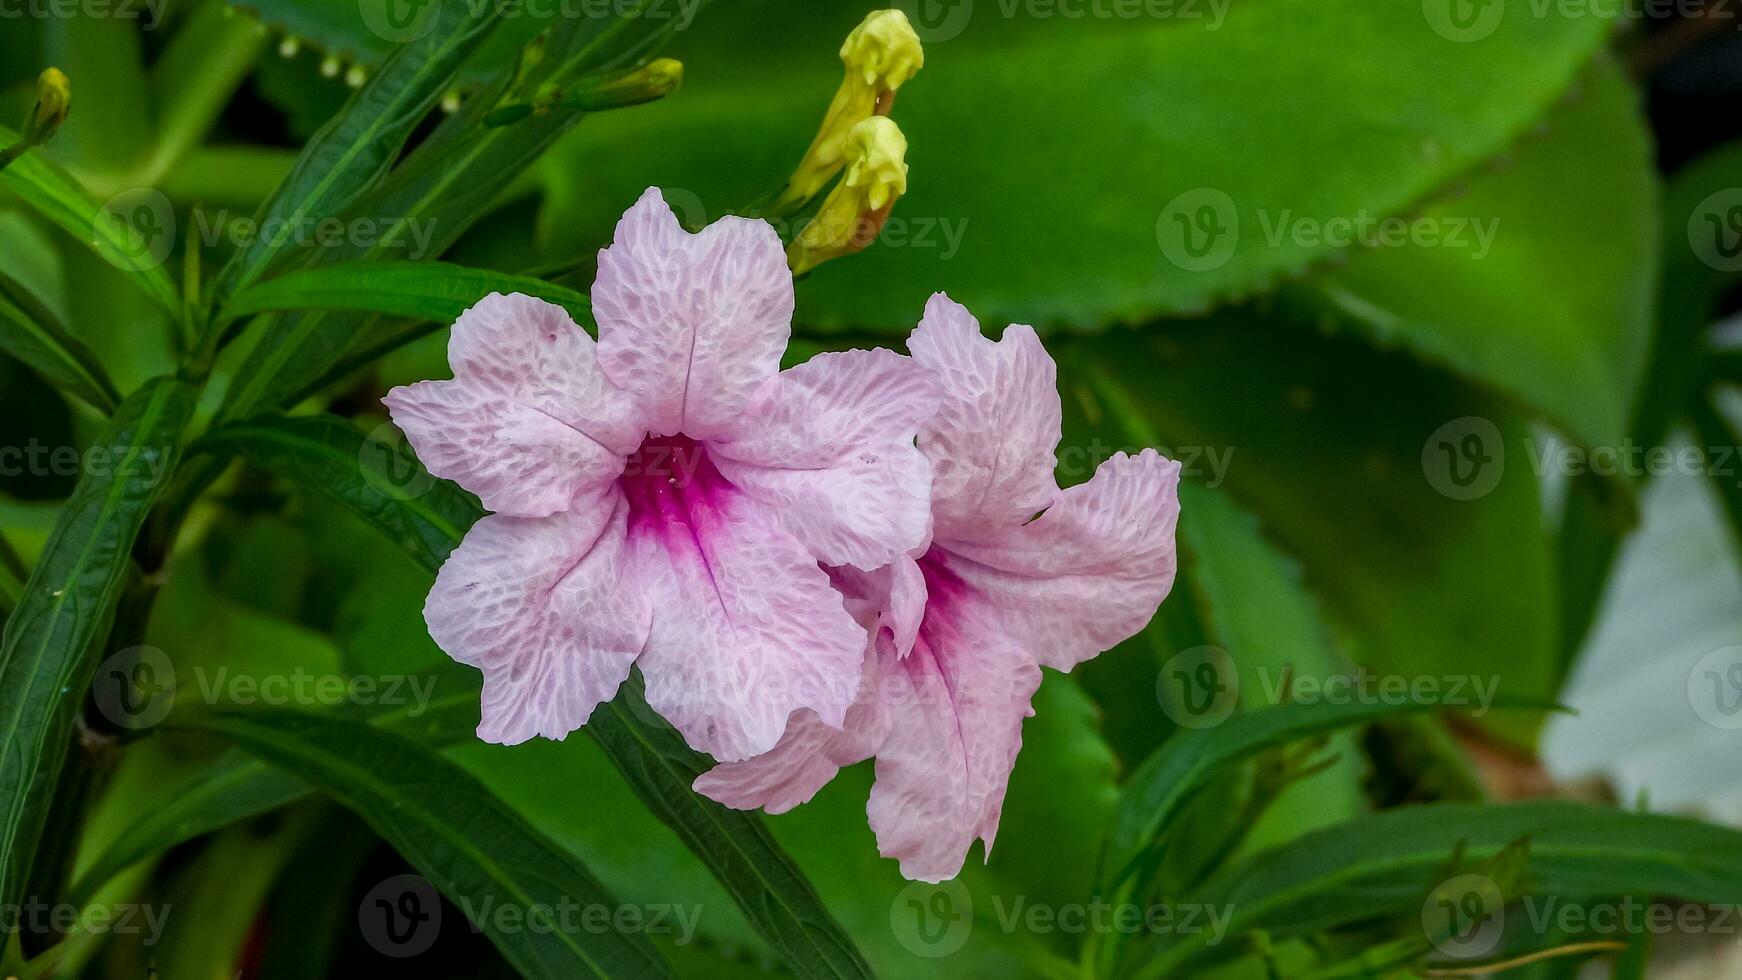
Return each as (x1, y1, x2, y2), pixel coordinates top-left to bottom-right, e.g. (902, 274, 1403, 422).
(694, 294, 1181, 882)
(383, 188, 940, 760)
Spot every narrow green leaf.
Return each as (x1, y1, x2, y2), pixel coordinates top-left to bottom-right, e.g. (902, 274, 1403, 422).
(223, 260, 593, 327)
(0, 272, 120, 413)
(0, 533, 26, 619)
(210, 0, 503, 304)
(188, 711, 673, 979)
(1131, 801, 1742, 977)
(589, 680, 876, 980)
(200, 413, 875, 979)
(1102, 695, 1556, 895)
(0, 376, 195, 914)
(193, 414, 482, 573)
(0, 123, 182, 314)
(66, 680, 482, 908)
(216, 7, 699, 420)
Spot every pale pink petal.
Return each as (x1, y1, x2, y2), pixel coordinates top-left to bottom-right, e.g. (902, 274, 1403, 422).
(693, 639, 893, 813)
(628, 490, 866, 762)
(593, 188, 793, 441)
(941, 450, 1182, 672)
(711, 349, 939, 569)
(907, 293, 1062, 544)
(831, 557, 927, 660)
(384, 292, 636, 518)
(423, 492, 648, 744)
(867, 600, 1041, 883)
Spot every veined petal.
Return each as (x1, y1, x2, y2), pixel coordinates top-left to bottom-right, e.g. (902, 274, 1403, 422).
(830, 557, 927, 660)
(693, 639, 893, 813)
(629, 490, 867, 762)
(712, 348, 940, 569)
(424, 492, 648, 744)
(384, 292, 635, 517)
(907, 293, 1062, 545)
(867, 599, 1041, 883)
(594, 188, 793, 441)
(942, 449, 1182, 672)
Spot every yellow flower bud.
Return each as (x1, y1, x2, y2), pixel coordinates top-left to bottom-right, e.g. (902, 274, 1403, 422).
(23, 68, 70, 148)
(787, 117, 909, 276)
(841, 9, 925, 94)
(776, 10, 922, 213)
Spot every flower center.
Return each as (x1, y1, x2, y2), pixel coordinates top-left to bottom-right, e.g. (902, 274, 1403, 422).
(620, 434, 734, 535)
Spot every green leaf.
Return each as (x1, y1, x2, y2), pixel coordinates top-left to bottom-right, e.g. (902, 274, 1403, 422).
(1555, 137, 1742, 669)
(1295, 55, 1657, 453)
(1059, 308, 1561, 746)
(1102, 695, 1554, 898)
(1130, 801, 1742, 977)
(0, 376, 195, 913)
(542, 0, 1612, 332)
(65, 677, 481, 907)
(187, 710, 674, 978)
(216, 8, 697, 419)
(222, 260, 593, 326)
(209, 0, 504, 304)
(229, 0, 550, 85)
(1078, 381, 1368, 850)
(586, 680, 876, 980)
(66, 751, 304, 909)
(196, 412, 875, 979)
(193, 413, 482, 573)
(0, 123, 182, 314)
(0, 272, 119, 413)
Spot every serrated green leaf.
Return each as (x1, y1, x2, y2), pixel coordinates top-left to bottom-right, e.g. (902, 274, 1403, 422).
(1059, 307, 1560, 746)
(223, 259, 593, 326)
(0, 123, 182, 315)
(187, 710, 675, 979)
(1296, 56, 1656, 453)
(542, 0, 1612, 333)
(0, 376, 195, 914)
